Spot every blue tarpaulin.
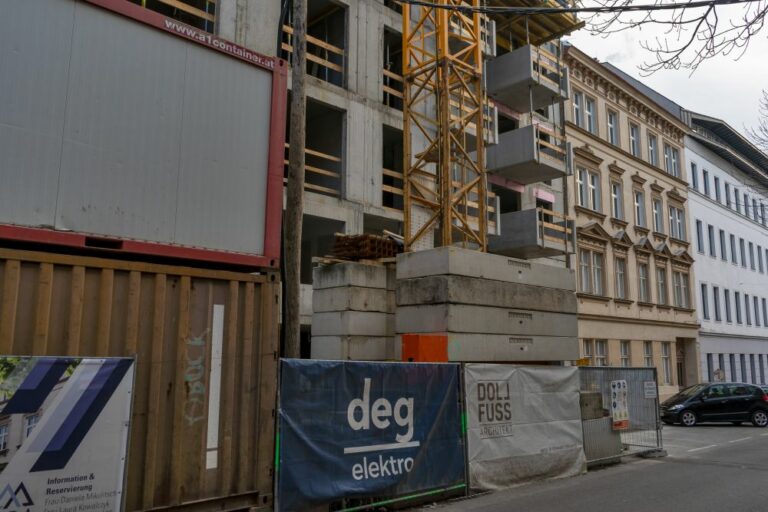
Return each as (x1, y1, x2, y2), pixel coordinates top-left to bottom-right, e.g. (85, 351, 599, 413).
(276, 359, 465, 511)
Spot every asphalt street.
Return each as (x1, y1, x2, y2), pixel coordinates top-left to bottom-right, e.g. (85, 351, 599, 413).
(424, 424, 768, 512)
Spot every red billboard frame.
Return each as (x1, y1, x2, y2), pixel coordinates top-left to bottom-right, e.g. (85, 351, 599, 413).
(0, 0, 286, 270)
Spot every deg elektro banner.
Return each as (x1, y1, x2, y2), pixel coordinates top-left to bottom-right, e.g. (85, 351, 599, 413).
(0, 357, 134, 511)
(276, 359, 465, 511)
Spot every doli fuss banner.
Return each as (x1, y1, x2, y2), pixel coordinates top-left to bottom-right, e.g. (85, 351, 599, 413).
(0, 357, 134, 510)
(464, 364, 586, 490)
(276, 359, 465, 511)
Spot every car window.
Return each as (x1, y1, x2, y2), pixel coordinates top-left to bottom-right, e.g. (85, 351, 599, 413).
(706, 385, 729, 397)
(728, 385, 749, 396)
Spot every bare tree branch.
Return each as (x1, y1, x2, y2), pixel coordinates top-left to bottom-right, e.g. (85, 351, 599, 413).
(748, 89, 768, 152)
(579, 0, 768, 74)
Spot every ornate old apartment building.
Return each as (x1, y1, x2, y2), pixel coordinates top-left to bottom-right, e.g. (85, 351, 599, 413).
(564, 45, 700, 397)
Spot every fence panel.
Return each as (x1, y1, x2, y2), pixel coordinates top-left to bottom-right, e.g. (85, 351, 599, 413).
(579, 367, 662, 463)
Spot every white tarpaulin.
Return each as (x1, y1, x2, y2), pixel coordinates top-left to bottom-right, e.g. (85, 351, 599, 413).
(464, 364, 586, 490)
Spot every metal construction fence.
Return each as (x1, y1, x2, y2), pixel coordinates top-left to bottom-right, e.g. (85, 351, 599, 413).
(579, 367, 663, 464)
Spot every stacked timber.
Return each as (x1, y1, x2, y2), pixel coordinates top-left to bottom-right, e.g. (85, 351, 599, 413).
(310, 261, 396, 360)
(395, 246, 579, 362)
(331, 233, 401, 260)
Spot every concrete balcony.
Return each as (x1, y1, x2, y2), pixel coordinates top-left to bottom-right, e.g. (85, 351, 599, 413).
(489, 207, 575, 259)
(486, 124, 568, 184)
(486, 44, 568, 112)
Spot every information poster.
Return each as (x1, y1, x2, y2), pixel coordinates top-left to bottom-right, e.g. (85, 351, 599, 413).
(610, 379, 630, 430)
(0, 357, 134, 511)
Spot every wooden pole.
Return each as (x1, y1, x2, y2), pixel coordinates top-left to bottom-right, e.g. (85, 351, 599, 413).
(283, 0, 307, 359)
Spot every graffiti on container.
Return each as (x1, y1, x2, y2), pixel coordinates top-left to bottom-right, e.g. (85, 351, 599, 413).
(184, 330, 209, 425)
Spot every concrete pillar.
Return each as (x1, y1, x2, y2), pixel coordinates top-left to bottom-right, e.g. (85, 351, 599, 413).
(217, 0, 281, 57)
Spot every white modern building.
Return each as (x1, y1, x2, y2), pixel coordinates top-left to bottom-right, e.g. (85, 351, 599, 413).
(685, 112, 768, 385)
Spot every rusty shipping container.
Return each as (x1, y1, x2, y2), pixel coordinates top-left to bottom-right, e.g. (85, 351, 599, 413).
(0, 248, 279, 511)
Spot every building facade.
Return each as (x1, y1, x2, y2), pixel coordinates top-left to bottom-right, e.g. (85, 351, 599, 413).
(564, 46, 700, 397)
(685, 113, 768, 385)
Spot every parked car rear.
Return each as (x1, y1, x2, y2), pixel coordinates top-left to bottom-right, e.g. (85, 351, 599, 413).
(660, 383, 768, 427)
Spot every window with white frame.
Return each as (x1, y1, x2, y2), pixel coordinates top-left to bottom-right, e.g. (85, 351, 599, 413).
(708, 224, 716, 257)
(656, 266, 668, 305)
(652, 197, 664, 233)
(629, 123, 640, 157)
(585, 96, 596, 134)
(754, 296, 761, 327)
(573, 90, 584, 128)
(759, 245, 764, 273)
(720, 230, 727, 261)
(750, 242, 756, 270)
(695, 220, 704, 253)
(725, 289, 732, 322)
(703, 170, 710, 196)
(661, 342, 672, 384)
(607, 109, 619, 145)
(714, 176, 721, 202)
(25, 414, 39, 438)
(701, 283, 709, 319)
(669, 206, 685, 240)
(746, 293, 752, 325)
(595, 339, 608, 366)
(644, 341, 654, 367)
(735, 291, 743, 324)
(611, 180, 624, 219)
(725, 182, 731, 207)
(648, 133, 659, 166)
(740, 238, 747, 267)
(577, 168, 601, 212)
(713, 285, 721, 321)
(735, 187, 741, 213)
(583, 339, 594, 364)
(579, 248, 605, 295)
(615, 257, 628, 299)
(664, 144, 679, 176)
(672, 270, 690, 308)
(730, 234, 738, 264)
(638, 262, 650, 303)
(634, 190, 646, 227)
(620, 340, 631, 367)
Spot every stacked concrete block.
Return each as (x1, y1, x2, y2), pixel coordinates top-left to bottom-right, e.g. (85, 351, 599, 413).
(311, 262, 396, 360)
(396, 246, 579, 362)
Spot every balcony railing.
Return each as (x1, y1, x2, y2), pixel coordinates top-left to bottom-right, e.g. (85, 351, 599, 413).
(486, 123, 568, 184)
(284, 143, 342, 197)
(381, 168, 499, 234)
(282, 24, 345, 85)
(489, 207, 575, 259)
(383, 68, 404, 110)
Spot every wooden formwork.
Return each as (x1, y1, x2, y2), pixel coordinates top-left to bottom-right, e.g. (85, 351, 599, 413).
(0, 248, 279, 511)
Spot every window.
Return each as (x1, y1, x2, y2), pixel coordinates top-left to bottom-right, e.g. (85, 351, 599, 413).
(634, 190, 646, 227)
(607, 110, 619, 145)
(725, 182, 731, 207)
(673, 271, 690, 308)
(730, 234, 737, 264)
(695, 220, 704, 253)
(579, 249, 604, 295)
(664, 144, 679, 177)
(719, 230, 727, 261)
(701, 283, 709, 319)
(713, 286, 721, 321)
(725, 289, 732, 322)
(630, 123, 640, 157)
(573, 91, 584, 128)
(703, 170, 710, 197)
(753, 199, 759, 221)
(750, 242, 756, 270)
(755, 296, 761, 327)
(611, 181, 624, 219)
(763, 298, 768, 326)
(744, 193, 749, 217)
(763, 203, 767, 225)
(735, 187, 741, 213)
(582, 339, 593, 364)
(644, 341, 654, 367)
(648, 134, 659, 166)
(669, 206, 685, 240)
(690, 162, 698, 190)
(740, 238, 747, 267)
(657, 266, 668, 305)
(707, 224, 716, 257)
(620, 341, 631, 367)
(653, 198, 664, 233)
(585, 96, 596, 134)
(714, 176, 721, 202)
(595, 339, 608, 366)
(746, 294, 752, 326)
(577, 168, 601, 211)
(25, 414, 39, 438)
(615, 257, 628, 299)
(760, 245, 765, 273)
(0, 424, 7, 451)
(735, 291, 743, 324)
(662, 342, 672, 384)
(638, 263, 650, 303)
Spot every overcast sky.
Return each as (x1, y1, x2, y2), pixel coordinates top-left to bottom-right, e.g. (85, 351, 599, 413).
(564, 12, 768, 140)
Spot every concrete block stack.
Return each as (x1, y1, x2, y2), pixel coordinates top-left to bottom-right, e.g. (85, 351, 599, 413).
(310, 261, 396, 360)
(395, 246, 579, 362)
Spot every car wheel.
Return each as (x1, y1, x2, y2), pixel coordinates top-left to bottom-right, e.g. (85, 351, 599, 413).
(680, 410, 697, 427)
(732, 422, 743, 426)
(751, 410, 768, 428)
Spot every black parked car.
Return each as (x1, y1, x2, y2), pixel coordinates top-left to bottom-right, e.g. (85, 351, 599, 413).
(660, 382, 768, 427)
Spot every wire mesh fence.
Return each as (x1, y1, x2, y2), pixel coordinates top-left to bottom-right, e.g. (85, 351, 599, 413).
(579, 367, 662, 463)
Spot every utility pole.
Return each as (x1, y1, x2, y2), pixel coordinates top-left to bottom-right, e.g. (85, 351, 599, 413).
(283, 0, 307, 359)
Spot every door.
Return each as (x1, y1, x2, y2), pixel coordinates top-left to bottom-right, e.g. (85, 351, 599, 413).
(695, 384, 731, 421)
(726, 384, 757, 420)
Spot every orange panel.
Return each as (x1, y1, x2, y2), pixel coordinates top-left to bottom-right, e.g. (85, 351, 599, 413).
(401, 333, 448, 362)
